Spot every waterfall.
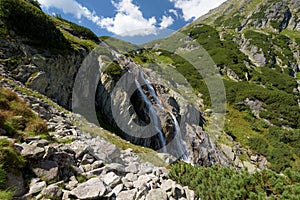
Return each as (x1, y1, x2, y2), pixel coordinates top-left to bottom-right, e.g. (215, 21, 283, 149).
(137, 70, 190, 162)
(170, 113, 190, 163)
(139, 71, 163, 108)
(134, 80, 167, 153)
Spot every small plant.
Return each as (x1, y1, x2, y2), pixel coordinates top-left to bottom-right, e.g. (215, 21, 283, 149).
(76, 175, 87, 183)
(103, 61, 123, 79)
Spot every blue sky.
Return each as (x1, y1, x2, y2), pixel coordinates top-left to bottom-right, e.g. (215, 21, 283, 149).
(37, 0, 226, 40)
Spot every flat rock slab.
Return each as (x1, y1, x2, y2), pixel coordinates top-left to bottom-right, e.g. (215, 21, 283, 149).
(146, 189, 168, 200)
(31, 160, 58, 181)
(102, 172, 121, 187)
(116, 189, 137, 200)
(29, 181, 46, 195)
(17, 143, 45, 159)
(71, 177, 106, 199)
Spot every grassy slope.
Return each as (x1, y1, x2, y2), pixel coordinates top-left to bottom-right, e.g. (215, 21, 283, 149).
(0, 0, 98, 54)
(134, 0, 300, 176)
(0, 88, 48, 198)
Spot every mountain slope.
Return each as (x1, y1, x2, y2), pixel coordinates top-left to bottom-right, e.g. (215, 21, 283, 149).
(129, 0, 300, 174)
(1, 0, 300, 199)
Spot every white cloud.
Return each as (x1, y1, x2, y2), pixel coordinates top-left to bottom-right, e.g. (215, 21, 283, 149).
(38, 0, 92, 19)
(169, 0, 226, 21)
(99, 0, 157, 36)
(169, 9, 179, 19)
(159, 16, 174, 29)
(38, 0, 174, 36)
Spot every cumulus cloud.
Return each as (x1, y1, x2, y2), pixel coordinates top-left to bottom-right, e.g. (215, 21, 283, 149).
(38, 0, 98, 21)
(159, 16, 174, 29)
(169, 0, 226, 21)
(169, 9, 179, 19)
(38, 0, 176, 36)
(99, 0, 157, 36)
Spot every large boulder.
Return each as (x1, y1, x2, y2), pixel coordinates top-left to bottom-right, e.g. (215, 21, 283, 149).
(31, 160, 59, 181)
(146, 189, 168, 200)
(70, 178, 106, 199)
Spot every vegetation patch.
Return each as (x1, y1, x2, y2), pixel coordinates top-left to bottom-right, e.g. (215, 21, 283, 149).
(55, 15, 99, 43)
(169, 162, 300, 200)
(0, 0, 71, 52)
(225, 80, 300, 128)
(0, 88, 48, 138)
(251, 67, 297, 94)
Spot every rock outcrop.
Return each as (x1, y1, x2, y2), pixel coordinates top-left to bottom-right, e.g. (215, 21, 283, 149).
(0, 67, 198, 200)
(0, 38, 88, 109)
(94, 43, 231, 167)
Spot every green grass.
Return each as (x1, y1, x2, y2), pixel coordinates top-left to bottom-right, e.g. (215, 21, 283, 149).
(296, 72, 300, 80)
(55, 15, 99, 43)
(0, 191, 13, 200)
(76, 175, 87, 183)
(0, 88, 48, 138)
(224, 105, 300, 172)
(59, 28, 97, 51)
(99, 36, 138, 53)
(281, 29, 300, 39)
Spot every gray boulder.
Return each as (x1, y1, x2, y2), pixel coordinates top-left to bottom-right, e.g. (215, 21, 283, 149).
(29, 181, 46, 195)
(116, 189, 137, 200)
(70, 177, 106, 199)
(31, 160, 59, 181)
(146, 189, 168, 200)
(16, 143, 44, 159)
(41, 184, 63, 199)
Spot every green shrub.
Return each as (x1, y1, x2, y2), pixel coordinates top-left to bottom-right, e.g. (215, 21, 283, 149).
(168, 162, 300, 200)
(55, 15, 99, 42)
(0, 139, 26, 169)
(0, 0, 71, 51)
(252, 67, 297, 94)
(0, 165, 6, 189)
(181, 24, 249, 79)
(103, 61, 123, 79)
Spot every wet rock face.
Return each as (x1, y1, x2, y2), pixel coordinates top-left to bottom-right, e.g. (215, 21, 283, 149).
(95, 48, 231, 167)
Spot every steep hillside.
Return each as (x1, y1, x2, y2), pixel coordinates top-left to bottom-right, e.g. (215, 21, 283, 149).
(139, 0, 300, 198)
(1, 0, 300, 199)
(0, 0, 98, 109)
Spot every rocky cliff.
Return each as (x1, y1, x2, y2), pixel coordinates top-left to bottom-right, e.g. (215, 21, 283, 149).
(93, 42, 231, 167)
(0, 65, 198, 199)
(2, 0, 300, 198)
(0, 37, 88, 109)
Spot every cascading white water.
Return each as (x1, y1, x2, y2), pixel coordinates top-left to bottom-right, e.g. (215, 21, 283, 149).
(169, 113, 190, 163)
(134, 80, 167, 153)
(137, 71, 190, 162)
(140, 71, 163, 108)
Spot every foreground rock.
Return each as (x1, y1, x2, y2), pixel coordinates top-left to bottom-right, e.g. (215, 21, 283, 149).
(70, 178, 106, 199)
(0, 71, 198, 200)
